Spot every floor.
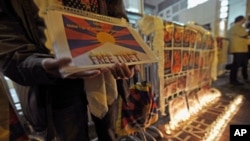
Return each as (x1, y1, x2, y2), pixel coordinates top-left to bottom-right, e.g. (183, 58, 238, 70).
(211, 72, 250, 141)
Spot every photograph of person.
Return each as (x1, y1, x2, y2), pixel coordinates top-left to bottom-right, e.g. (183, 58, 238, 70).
(189, 29, 197, 48)
(195, 32, 203, 49)
(199, 52, 204, 68)
(163, 77, 177, 98)
(193, 69, 200, 87)
(194, 51, 200, 69)
(188, 51, 195, 69)
(183, 27, 191, 47)
(177, 75, 187, 91)
(186, 70, 194, 90)
(170, 78, 178, 94)
(173, 24, 184, 47)
(172, 49, 182, 73)
(164, 22, 174, 48)
(164, 50, 172, 74)
(182, 50, 189, 71)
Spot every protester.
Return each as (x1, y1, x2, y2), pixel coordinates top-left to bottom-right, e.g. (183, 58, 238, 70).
(245, 15, 250, 59)
(227, 15, 249, 85)
(0, 0, 135, 140)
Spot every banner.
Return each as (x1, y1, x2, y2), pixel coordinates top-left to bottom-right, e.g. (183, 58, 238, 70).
(47, 6, 157, 77)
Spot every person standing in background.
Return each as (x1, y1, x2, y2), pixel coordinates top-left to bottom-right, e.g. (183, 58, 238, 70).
(245, 15, 250, 59)
(0, 0, 135, 141)
(227, 15, 249, 85)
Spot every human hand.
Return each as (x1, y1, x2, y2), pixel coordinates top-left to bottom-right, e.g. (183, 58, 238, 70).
(108, 63, 140, 79)
(42, 57, 102, 79)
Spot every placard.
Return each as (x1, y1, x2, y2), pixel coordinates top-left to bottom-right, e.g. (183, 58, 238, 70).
(46, 6, 157, 77)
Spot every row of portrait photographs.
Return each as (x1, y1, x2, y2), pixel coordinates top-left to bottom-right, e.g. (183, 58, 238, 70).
(164, 49, 215, 75)
(163, 68, 212, 98)
(164, 21, 215, 50)
(163, 74, 186, 98)
(186, 68, 212, 91)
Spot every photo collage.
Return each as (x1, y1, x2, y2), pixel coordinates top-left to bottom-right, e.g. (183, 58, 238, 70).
(162, 21, 216, 120)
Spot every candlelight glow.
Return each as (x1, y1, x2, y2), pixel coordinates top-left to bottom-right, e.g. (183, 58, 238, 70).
(203, 95, 243, 141)
(163, 91, 243, 141)
(165, 88, 222, 133)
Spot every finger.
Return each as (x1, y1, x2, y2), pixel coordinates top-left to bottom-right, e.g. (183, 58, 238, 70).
(120, 63, 132, 78)
(100, 67, 109, 73)
(134, 65, 141, 72)
(42, 57, 71, 70)
(128, 66, 135, 78)
(114, 63, 126, 79)
(109, 65, 119, 79)
(57, 57, 72, 67)
(81, 70, 101, 79)
(114, 63, 131, 79)
(114, 63, 123, 75)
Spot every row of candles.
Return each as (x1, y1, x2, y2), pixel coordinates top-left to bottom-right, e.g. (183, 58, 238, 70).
(203, 94, 243, 141)
(165, 88, 222, 134)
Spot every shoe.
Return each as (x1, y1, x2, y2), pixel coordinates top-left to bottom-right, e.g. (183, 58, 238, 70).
(230, 81, 244, 86)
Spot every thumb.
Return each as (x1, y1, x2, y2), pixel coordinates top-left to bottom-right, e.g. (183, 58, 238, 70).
(42, 57, 72, 70)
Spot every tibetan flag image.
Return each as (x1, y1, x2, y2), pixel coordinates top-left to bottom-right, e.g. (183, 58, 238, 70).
(46, 7, 157, 77)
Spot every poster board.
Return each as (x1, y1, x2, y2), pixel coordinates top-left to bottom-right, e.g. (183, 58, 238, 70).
(46, 6, 157, 77)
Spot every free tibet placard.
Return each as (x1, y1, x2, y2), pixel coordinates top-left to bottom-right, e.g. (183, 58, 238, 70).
(46, 6, 157, 77)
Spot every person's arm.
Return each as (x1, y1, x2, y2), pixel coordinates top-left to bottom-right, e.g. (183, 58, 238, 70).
(0, 1, 57, 86)
(234, 25, 248, 38)
(0, 1, 131, 85)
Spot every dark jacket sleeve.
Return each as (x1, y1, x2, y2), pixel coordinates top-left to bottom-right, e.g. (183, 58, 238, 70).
(0, 0, 57, 86)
